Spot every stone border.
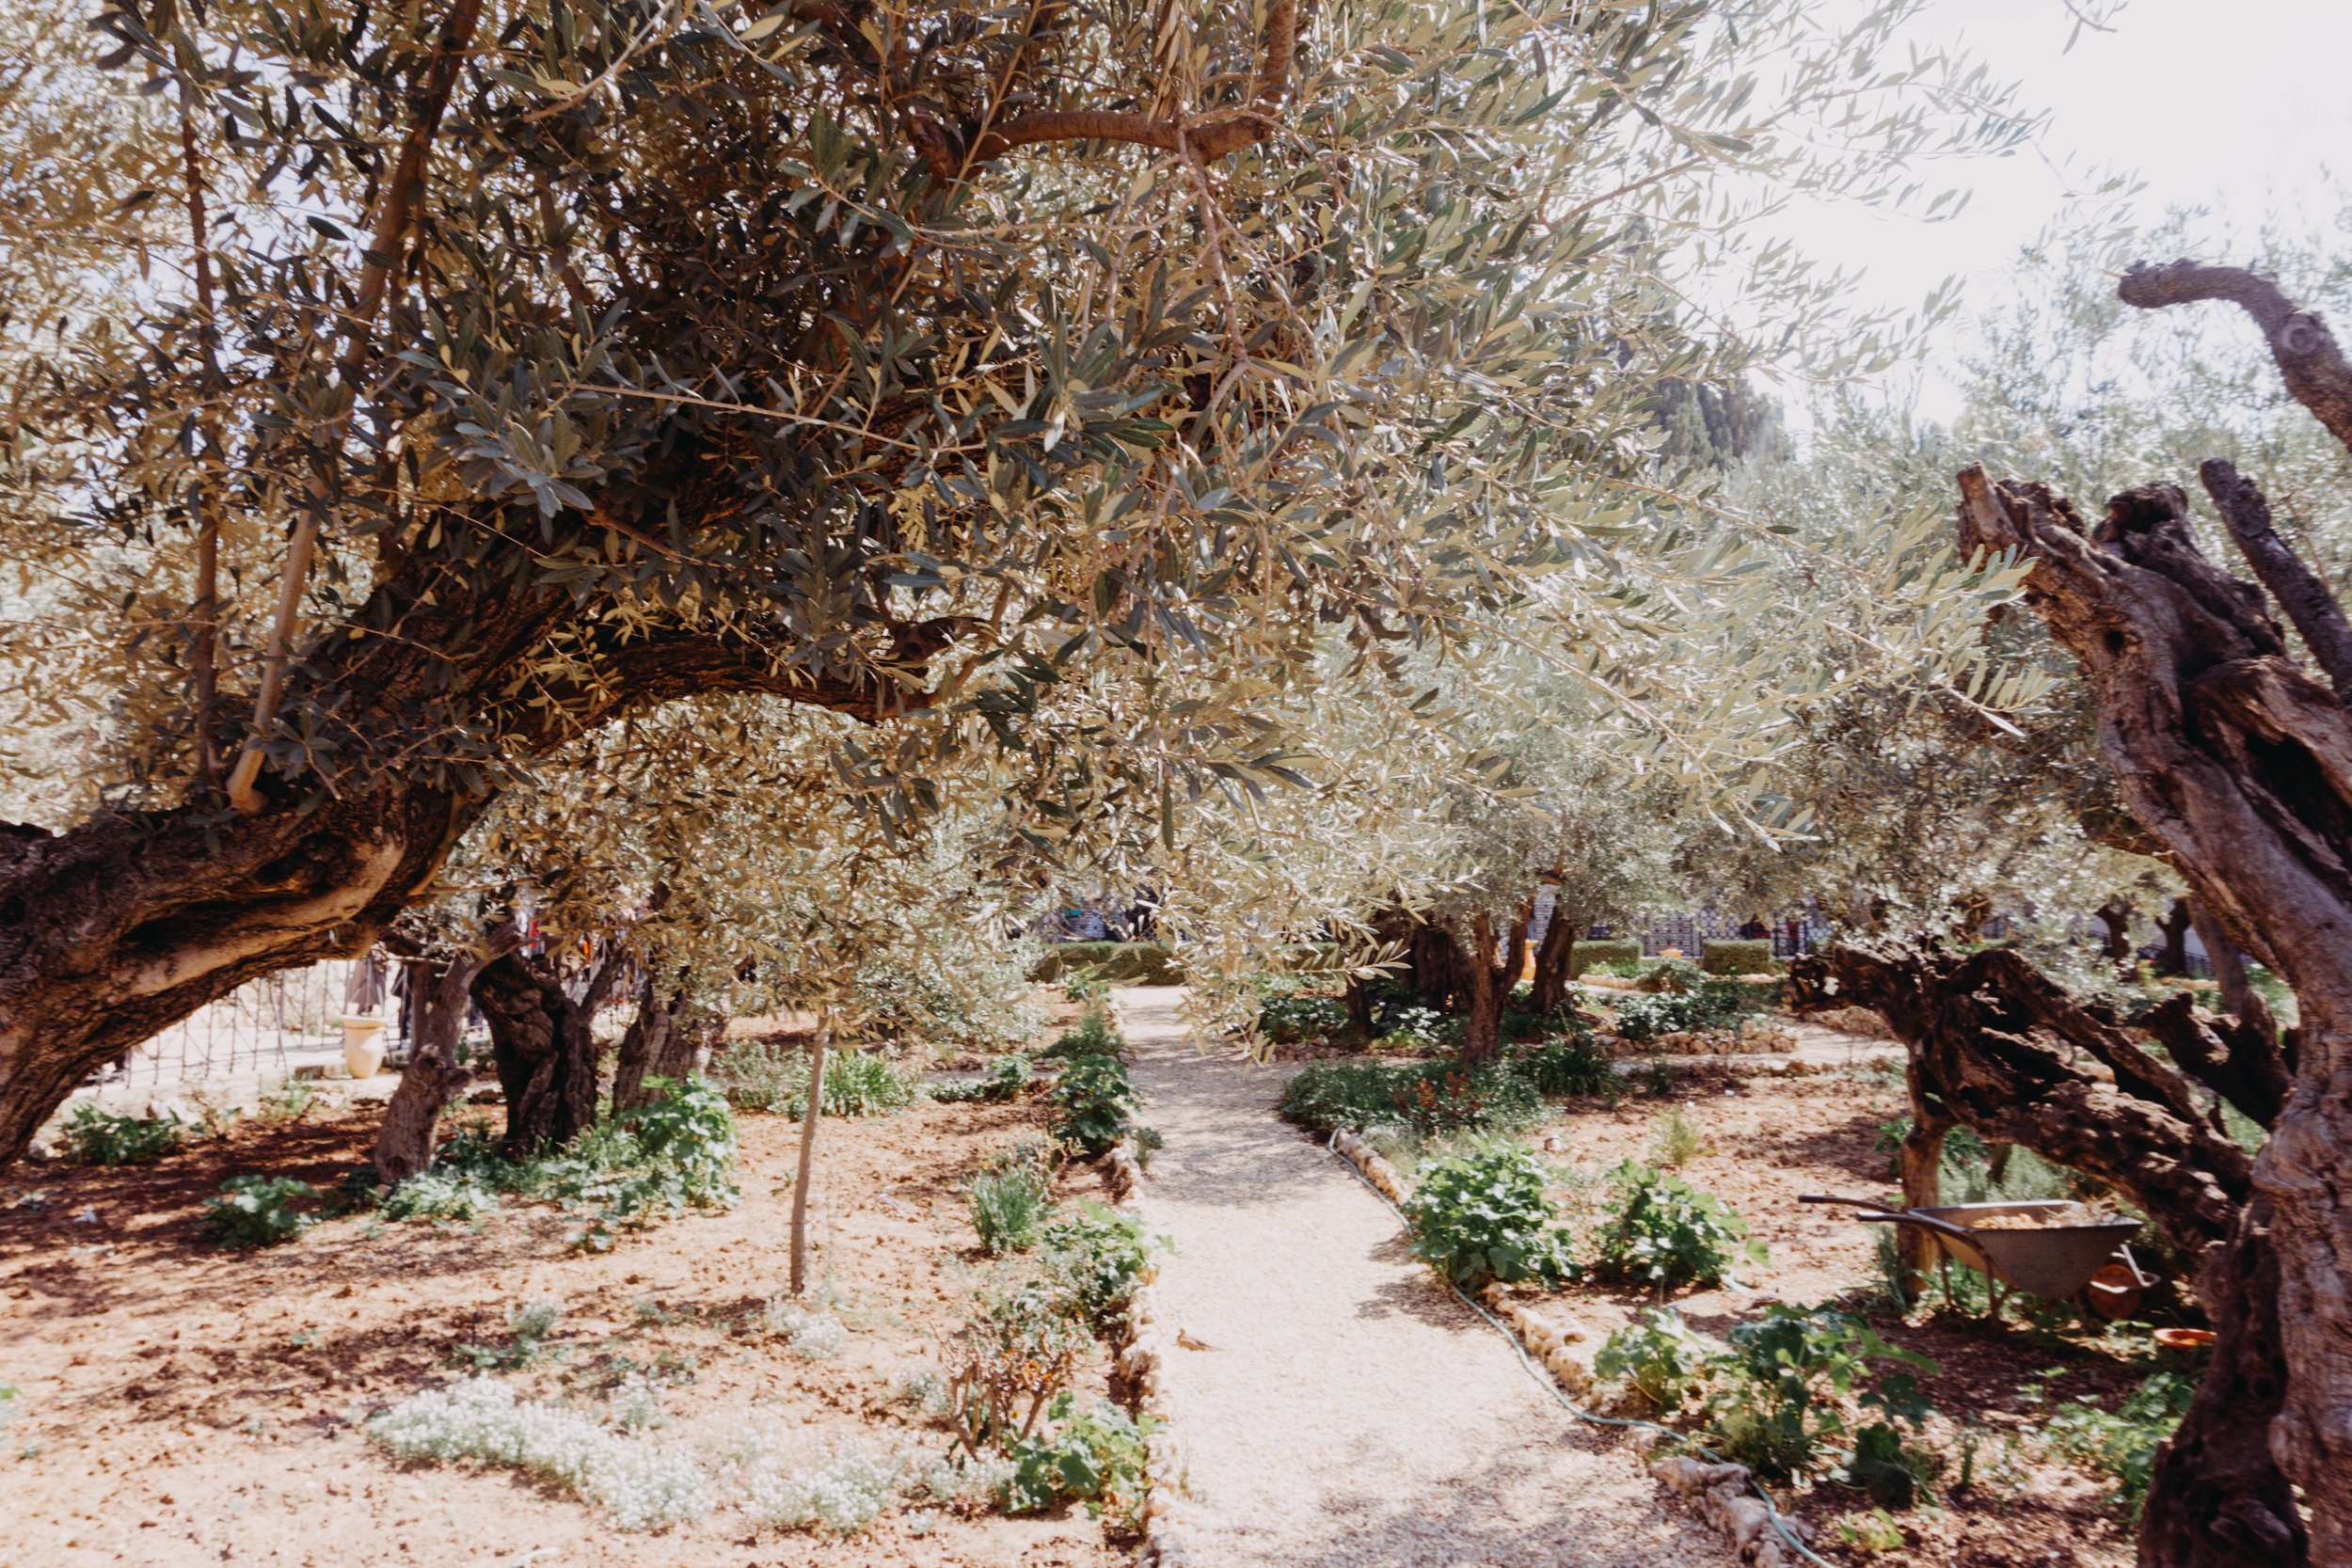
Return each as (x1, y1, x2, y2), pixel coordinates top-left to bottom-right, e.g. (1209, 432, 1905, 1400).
(1326, 1128, 1811, 1568)
(1102, 997, 1191, 1567)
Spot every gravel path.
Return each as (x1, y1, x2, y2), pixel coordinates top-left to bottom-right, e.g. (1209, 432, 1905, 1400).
(1119, 987, 1723, 1568)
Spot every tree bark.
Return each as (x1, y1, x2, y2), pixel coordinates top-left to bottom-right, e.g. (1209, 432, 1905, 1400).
(1895, 1057, 1953, 1290)
(789, 1020, 830, 1296)
(1408, 921, 1469, 1014)
(612, 972, 707, 1113)
(1342, 974, 1375, 1041)
(1804, 940, 2303, 1568)
(2096, 896, 2137, 966)
(1950, 447, 2352, 1559)
(373, 927, 520, 1181)
(2186, 902, 2283, 1066)
(2156, 898, 2195, 976)
(1457, 905, 1531, 1062)
(471, 946, 628, 1154)
(0, 571, 937, 1165)
(1528, 901, 1579, 1017)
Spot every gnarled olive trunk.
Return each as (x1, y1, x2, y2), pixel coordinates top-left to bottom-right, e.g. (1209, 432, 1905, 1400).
(472, 948, 628, 1155)
(1803, 941, 2301, 1567)
(612, 972, 708, 1112)
(373, 929, 520, 1181)
(1527, 901, 1578, 1017)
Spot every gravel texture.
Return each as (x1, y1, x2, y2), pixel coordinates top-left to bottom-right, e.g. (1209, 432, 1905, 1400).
(1120, 987, 1724, 1568)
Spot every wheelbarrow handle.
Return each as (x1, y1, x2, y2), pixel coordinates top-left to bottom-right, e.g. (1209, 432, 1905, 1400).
(1852, 1209, 1978, 1244)
(1798, 1195, 1891, 1209)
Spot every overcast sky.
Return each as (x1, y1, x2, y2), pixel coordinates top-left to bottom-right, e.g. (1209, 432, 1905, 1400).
(1787, 0, 2352, 417)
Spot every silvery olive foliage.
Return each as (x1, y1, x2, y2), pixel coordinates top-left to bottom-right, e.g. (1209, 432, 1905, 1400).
(0, 0, 2035, 831)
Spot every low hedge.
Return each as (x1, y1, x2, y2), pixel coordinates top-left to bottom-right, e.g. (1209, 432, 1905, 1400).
(1566, 939, 1643, 978)
(1029, 941, 1185, 986)
(1700, 939, 1776, 976)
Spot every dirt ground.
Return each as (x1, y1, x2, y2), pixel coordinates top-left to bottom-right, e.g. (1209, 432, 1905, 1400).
(0, 1073, 1130, 1567)
(1502, 1056, 2180, 1568)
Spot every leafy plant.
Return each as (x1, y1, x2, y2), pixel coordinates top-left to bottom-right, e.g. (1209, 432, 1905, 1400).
(255, 1076, 320, 1125)
(2043, 1369, 2197, 1520)
(1041, 1003, 1123, 1061)
(1704, 1305, 1936, 1481)
(1649, 1108, 1707, 1168)
(1592, 1161, 1764, 1291)
(1279, 1058, 1542, 1136)
(381, 1169, 500, 1222)
(201, 1175, 316, 1248)
(711, 1043, 916, 1117)
(1051, 1054, 1140, 1155)
(1518, 1035, 1615, 1097)
(1259, 993, 1348, 1043)
(1834, 1508, 1907, 1551)
(970, 1164, 1052, 1254)
(456, 1296, 566, 1370)
(813, 1052, 921, 1117)
(1003, 1393, 1155, 1531)
(58, 1102, 188, 1165)
(1041, 1199, 1165, 1331)
(948, 1282, 1091, 1455)
(618, 1075, 739, 1202)
(1611, 980, 1761, 1041)
(1402, 1145, 1576, 1289)
(1595, 1307, 1717, 1409)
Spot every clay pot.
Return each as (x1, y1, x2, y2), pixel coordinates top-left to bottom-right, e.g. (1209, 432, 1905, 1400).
(340, 1015, 389, 1078)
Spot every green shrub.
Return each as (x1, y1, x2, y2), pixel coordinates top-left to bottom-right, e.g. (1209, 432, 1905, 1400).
(1517, 1036, 1615, 1097)
(59, 1102, 188, 1165)
(382, 1170, 501, 1222)
(1041, 1004, 1123, 1061)
(710, 1043, 915, 1117)
(1595, 1306, 1717, 1409)
(1278, 1058, 1543, 1136)
(1003, 1393, 1155, 1529)
(1610, 979, 1762, 1041)
(1704, 1305, 1935, 1481)
(1260, 993, 1350, 1043)
(1051, 1054, 1140, 1155)
(1041, 1199, 1165, 1332)
(971, 1166, 1052, 1254)
(203, 1174, 317, 1248)
(1027, 942, 1184, 986)
(1593, 1160, 1764, 1290)
(2044, 1369, 2197, 1520)
(1567, 939, 1643, 977)
(1700, 939, 1775, 976)
(1402, 1145, 1576, 1289)
(1649, 1108, 1707, 1167)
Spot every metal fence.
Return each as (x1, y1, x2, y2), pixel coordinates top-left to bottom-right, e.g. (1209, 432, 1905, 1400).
(101, 955, 403, 1091)
(1583, 912, 1826, 959)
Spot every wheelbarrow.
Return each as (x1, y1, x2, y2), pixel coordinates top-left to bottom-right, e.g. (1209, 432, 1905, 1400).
(1801, 1196, 2153, 1322)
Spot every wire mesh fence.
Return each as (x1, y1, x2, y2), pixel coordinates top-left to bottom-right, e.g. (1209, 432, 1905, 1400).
(101, 954, 404, 1091)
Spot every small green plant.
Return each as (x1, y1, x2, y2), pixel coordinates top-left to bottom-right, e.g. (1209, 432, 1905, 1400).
(1042, 1199, 1166, 1332)
(980, 1053, 1035, 1099)
(949, 1281, 1092, 1455)
(1592, 1161, 1763, 1291)
(202, 1174, 317, 1248)
(1003, 1393, 1156, 1530)
(815, 1052, 921, 1117)
(1051, 1053, 1140, 1155)
(58, 1102, 189, 1165)
(1648, 1108, 1707, 1168)
(1402, 1145, 1576, 1289)
(2043, 1369, 2197, 1520)
(970, 1164, 1053, 1254)
(1611, 978, 1760, 1040)
(1041, 1002, 1124, 1061)
(1833, 1508, 1907, 1551)
(1595, 1307, 1716, 1409)
(456, 1296, 566, 1370)
(381, 1169, 500, 1222)
(1703, 1305, 1936, 1481)
(256, 1076, 320, 1125)
(1517, 1035, 1615, 1097)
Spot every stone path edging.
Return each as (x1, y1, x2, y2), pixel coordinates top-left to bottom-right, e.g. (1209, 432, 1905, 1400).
(1327, 1126, 1816, 1568)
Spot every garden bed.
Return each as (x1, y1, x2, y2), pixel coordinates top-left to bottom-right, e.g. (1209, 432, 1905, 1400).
(0, 1044, 1137, 1567)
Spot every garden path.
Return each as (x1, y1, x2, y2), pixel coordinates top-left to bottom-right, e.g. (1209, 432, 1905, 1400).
(1116, 986, 1721, 1568)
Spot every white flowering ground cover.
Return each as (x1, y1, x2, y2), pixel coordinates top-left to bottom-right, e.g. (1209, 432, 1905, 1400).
(0, 1006, 1131, 1567)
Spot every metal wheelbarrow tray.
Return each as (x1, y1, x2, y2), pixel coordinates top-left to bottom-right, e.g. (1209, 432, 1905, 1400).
(1803, 1196, 2149, 1320)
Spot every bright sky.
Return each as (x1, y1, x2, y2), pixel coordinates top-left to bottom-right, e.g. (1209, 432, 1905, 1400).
(1794, 0, 2352, 418)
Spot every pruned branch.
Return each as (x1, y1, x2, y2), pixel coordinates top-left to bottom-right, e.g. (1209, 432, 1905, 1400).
(2200, 458, 2352, 705)
(2120, 261, 2352, 456)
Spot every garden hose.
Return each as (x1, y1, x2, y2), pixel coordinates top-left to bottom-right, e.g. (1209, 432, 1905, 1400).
(1324, 1133, 1839, 1568)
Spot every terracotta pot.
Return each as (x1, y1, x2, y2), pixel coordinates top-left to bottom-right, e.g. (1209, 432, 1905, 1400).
(341, 1015, 389, 1079)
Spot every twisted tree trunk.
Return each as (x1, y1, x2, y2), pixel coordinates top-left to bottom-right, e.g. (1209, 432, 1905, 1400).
(612, 971, 707, 1113)
(1457, 904, 1532, 1062)
(1944, 257, 2352, 1557)
(1800, 942, 2298, 1566)
(472, 946, 629, 1154)
(373, 927, 520, 1181)
(1528, 898, 1579, 1017)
